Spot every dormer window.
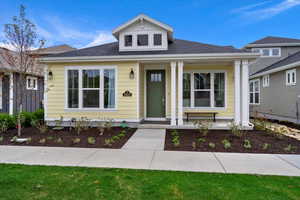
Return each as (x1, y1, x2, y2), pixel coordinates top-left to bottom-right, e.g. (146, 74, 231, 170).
(137, 34, 148, 46)
(124, 35, 132, 47)
(252, 48, 281, 57)
(154, 34, 162, 46)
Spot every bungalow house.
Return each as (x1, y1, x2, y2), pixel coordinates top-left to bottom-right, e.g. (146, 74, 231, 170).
(40, 14, 258, 128)
(0, 44, 75, 115)
(245, 36, 300, 124)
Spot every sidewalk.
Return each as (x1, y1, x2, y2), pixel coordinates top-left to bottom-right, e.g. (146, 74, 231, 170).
(0, 145, 299, 176)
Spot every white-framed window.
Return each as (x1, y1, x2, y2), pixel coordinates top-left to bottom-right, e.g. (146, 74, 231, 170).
(262, 75, 270, 87)
(183, 71, 226, 108)
(66, 66, 116, 110)
(26, 76, 38, 90)
(137, 34, 148, 46)
(252, 48, 281, 57)
(249, 79, 260, 105)
(124, 35, 133, 47)
(286, 69, 296, 86)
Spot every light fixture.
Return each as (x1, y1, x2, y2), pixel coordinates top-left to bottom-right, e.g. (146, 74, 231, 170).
(129, 68, 134, 79)
(48, 71, 53, 80)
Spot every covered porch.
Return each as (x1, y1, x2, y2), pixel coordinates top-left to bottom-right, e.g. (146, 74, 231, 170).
(137, 59, 251, 129)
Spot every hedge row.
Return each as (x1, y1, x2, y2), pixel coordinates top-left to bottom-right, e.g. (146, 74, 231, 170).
(0, 109, 44, 128)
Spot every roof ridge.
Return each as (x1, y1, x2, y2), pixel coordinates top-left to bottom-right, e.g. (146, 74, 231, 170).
(252, 50, 300, 75)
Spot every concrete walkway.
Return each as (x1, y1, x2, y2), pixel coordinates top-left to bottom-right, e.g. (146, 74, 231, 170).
(122, 129, 165, 150)
(0, 145, 299, 176)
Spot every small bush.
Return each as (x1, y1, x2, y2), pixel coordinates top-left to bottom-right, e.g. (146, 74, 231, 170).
(230, 121, 243, 137)
(72, 138, 81, 144)
(197, 137, 206, 143)
(0, 114, 16, 129)
(33, 109, 44, 121)
(31, 119, 48, 133)
(192, 142, 197, 150)
(56, 138, 63, 144)
(243, 139, 252, 149)
(262, 143, 271, 150)
(208, 142, 215, 148)
(284, 144, 297, 152)
(222, 139, 231, 149)
(20, 112, 36, 127)
(0, 119, 9, 134)
(194, 120, 211, 136)
(87, 137, 96, 145)
(0, 136, 3, 142)
(39, 138, 46, 144)
(104, 139, 112, 146)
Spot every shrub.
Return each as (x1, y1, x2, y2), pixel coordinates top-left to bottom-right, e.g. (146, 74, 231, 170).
(74, 117, 90, 135)
(31, 119, 48, 133)
(96, 121, 105, 135)
(104, 139, 112, 146)
(87, 137, 96, 145)
(0, 136, 3, 142)
(230, 121, 243, 137)
(262, 143, 271, 150)
(72, 138, 81, 144)
(222, 139, 231, 149)
(0, 119, 9, 134)
(20, 112, 36, 127)
(104, 119, 113, 131)
(284, 144, 297, 152)
(0, 113, 16, 129)
(243, 139, 252, 149)
(197, 137, 206, 143)
(192, 142, 196, 150)
(33, 109, 44, 121)
(208, 142, 215, 148)
(39, 138, 46, 144)
(194, 120, 211, 136)
(56, 138, 63, 144)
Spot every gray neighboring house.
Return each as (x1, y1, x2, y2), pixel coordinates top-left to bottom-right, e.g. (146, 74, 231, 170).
(0, 44, 75, 115)
(245, 36, 300, 124)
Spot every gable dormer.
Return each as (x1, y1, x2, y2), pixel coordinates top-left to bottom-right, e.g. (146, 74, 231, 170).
(112, 14, 173, 52)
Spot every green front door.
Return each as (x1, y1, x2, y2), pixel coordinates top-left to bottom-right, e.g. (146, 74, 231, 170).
(146, 70, 166, 118)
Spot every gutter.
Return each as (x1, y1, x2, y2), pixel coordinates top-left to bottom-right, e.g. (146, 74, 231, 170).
(39, 52, 260, 63)
(245, 43, 300, 48)
(250, 61, 300, 78)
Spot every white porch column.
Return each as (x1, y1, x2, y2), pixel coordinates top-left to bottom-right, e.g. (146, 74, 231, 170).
(241, 60, 249, 126)
(44, 67, 48, 120)
(171, 61, 177, 125)
(9, 72, 14, 115)
(177, 61, 183, 125)
(234, 60, 241, 125)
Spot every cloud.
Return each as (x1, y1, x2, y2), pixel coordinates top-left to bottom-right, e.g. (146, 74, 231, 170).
(84, 31, 116, 48)
(233, 0, 300, 21)
(0, 42, 16, 50)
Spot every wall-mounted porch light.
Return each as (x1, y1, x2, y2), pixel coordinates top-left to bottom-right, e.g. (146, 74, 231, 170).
(129, 68, 134, 79)
(48, 71, 53, 80)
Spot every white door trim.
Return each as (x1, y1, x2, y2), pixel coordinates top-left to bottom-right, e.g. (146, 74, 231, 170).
(144, 66, 167, 119)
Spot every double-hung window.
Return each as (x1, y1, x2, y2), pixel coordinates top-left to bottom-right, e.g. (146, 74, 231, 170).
(66, 67, 116, 109)
(26, 76, 38, 90)
(286, 69, 296, 86)
(249, 79, 260, 104)
(183, 71, 226, 108)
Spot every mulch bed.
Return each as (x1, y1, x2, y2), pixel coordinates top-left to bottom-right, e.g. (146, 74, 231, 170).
(0, 127, 136, 149)
(165, 129, 300, 154)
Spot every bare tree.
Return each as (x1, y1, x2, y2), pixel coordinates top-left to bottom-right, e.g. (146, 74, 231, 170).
(1, 5, 44, 136)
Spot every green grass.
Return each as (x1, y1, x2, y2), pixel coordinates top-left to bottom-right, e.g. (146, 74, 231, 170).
(0, 164, 299, 200)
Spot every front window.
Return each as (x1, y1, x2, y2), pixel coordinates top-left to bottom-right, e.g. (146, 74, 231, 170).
(250, 79, 260, 104)
(137, 34, 148, 46)
(67, 67, 116, 109)
(26, 76, 38, 90)
(183, 72, 226, 108)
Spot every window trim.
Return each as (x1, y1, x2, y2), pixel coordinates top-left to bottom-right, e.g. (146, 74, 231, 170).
(0, 76, 2, 109)
(249, 79, 260, 105)
(183, 70, 227, 110)
(252, 48, 281, 57)
(286, 69, 296, 86)
(64, 66, 118, 111)
(153, 33, 162, 46)
(26, 76, 38, 90)
(262, 74, 270, 88)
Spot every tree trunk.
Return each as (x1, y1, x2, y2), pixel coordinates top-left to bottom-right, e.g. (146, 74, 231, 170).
(17, 104, 22, 137)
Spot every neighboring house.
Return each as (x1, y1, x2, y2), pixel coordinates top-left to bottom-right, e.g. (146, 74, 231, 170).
(245, 36, 300, 124)
(40, 14, 258, 128)
(0, 44, 75, 115)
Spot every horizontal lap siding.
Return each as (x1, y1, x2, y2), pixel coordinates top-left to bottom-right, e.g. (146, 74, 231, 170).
(46, 62, 139, 120)
(181, 65, 234, 118)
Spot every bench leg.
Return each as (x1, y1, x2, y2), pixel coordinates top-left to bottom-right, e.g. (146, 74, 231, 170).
(213, 114, 216, 122)
(187, 114, 189, 122)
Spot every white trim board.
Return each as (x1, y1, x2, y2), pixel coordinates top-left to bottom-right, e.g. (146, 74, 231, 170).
(40, 53, 259, 63)
(0, 76, 2, 110)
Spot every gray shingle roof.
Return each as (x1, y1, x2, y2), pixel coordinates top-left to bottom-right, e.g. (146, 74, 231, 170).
(253, 50, 300, 75)
(250, 36, 300, 45)
(47, 39, 248, 58)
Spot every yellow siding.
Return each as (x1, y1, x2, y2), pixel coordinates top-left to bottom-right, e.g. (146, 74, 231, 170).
(182, 65, 235, 118)
(46, 62, 139, 121)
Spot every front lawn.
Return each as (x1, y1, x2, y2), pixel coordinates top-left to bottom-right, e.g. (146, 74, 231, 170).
(0, 164, 299, 200)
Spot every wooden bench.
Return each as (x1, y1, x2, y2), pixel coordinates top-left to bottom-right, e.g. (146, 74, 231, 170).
(185, 112, 218, 122)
